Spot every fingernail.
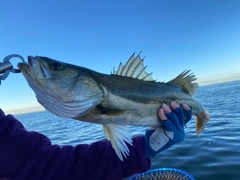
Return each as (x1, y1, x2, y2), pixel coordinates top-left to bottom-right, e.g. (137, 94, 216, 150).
(182, 103, 190, 110)
(158, 108, 168, 121)
(161, 103, 171, 114)
(170, 101, 180, 109)
(162, 103, 167, 108)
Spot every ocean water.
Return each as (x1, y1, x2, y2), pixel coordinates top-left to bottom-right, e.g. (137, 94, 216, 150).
(14, 80, 240, 180)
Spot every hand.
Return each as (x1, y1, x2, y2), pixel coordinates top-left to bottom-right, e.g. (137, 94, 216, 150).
(145, 101, 192, 158)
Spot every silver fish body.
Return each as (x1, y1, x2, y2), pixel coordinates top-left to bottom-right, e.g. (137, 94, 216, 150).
(18, 53, 210, 161)
(78, 71, 204, 127)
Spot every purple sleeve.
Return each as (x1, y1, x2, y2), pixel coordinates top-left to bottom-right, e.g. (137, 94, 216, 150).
(0, 109, 151, 180)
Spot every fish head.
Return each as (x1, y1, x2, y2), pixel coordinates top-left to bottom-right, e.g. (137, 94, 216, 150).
(18, 56, 103, 118)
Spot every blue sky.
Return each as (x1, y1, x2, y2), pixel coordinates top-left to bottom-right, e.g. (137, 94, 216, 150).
(0, 0, 240, 112)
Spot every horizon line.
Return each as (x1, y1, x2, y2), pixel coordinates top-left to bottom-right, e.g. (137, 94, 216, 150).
(5, 78, 240, 115)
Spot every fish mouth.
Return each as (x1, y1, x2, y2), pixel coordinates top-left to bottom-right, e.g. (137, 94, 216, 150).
(18, 56, 39, 67)
(17, 56, 36, 72)
(28, 56, 37, 68)
(18, 56, 51, 79)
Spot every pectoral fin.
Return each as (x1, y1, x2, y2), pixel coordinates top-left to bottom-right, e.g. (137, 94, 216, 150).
(37, 93, 102, 118)
(103, 125, 133, 161)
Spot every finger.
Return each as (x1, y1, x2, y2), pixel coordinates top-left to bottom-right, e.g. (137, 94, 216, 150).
(170, 101, 185, 127)
(165, 111, 182, 130)
(171, 107, 185, 127)
(181, 103, 190, 111)
(161, 103, 172, 114)
(162, 102, 182, 128)
(171, 102, 192, 126)
(184, 109, 192, 124)
(181, 104, 192, 124)
(170, 101, 180, 110)
(158, 108, 168, 121)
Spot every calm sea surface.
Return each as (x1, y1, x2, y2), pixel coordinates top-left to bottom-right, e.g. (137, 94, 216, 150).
(15, 80, 240, 180)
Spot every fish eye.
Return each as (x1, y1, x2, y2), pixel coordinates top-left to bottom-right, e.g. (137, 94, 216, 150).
(49, 61, 63, 71)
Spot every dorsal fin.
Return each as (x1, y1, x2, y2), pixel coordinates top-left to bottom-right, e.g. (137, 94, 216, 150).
(112, 52, 154, 81)
(168, 70, 199, 96)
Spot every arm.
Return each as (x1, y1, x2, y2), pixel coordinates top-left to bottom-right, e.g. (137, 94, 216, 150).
(0, 101, 191, 180)
(0, 109, 150, 180)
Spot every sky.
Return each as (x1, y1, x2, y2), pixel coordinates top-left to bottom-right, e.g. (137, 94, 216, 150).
(0, 0, 240, 113)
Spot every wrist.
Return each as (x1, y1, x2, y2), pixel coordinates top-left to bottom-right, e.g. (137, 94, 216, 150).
(144, 130, 173, 159)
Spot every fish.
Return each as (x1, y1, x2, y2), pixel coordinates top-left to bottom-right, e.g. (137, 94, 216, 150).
(18, 53, 210, 161)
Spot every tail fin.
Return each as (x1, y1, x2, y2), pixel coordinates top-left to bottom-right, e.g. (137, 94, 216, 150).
(195, 107, 210, 135)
